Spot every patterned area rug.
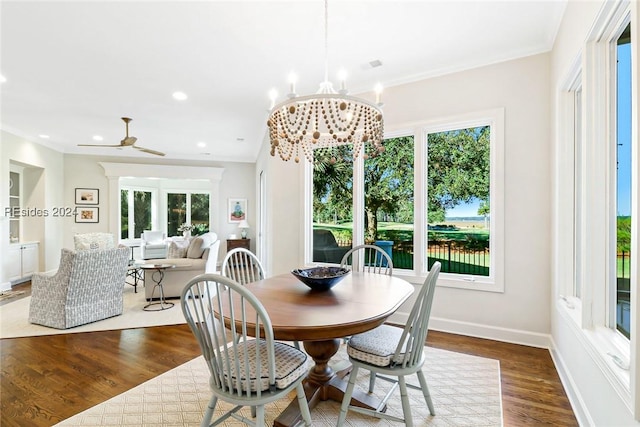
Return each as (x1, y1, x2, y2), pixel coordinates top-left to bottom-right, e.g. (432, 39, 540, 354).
(0, 285, 185, 339)
(56, 344, 502, 427)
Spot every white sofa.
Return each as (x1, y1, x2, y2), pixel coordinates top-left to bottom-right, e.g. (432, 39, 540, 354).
(142, 232, 220, 300)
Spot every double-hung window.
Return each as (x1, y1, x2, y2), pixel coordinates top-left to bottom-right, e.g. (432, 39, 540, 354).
(559, 1, 635, 399)
(120, 187, 155, 240)
(166, 192, 210, 236)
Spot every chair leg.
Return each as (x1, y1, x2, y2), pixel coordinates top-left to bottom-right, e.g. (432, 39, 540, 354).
(255, 405, 265, 426)
(398, 376, 413, 427)
(294, 340, 301, 350)
(337, 365, 360, 426)
(416, 370, 436, 415)
(368, 371, 376, 393)
(251, 406, 256, 418)
(201, 395, 217, 427)
(296, 383, 312, 426)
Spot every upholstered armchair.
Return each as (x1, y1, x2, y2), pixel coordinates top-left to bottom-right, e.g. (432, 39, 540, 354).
(28, 246, 130, 329)
(140, 230, 168, 259)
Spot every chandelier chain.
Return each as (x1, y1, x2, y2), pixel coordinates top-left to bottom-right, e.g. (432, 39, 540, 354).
(324, 0, 329, 84)
(267, 0, 385, 163)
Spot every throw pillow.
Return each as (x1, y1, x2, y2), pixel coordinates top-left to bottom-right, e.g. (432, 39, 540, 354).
(167, 239, 190, 258)
(186, 232, 215, 259)
(74, 232, 115, 251)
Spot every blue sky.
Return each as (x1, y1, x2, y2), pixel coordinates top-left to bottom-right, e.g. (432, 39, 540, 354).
(617, 42, 632, 217)
(447, 198, 482, 218)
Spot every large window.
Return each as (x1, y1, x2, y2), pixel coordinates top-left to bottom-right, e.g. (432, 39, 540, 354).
(615, 23, 632, 339)
(307, 109, 504, 291)
(364, 136, 415, 270)
(120, 188, 153, 239)
(167, 192, 210, 236)
(426, 127, 490, 276)
(558, 4, 635, 398)
(312, 145, 353, 264)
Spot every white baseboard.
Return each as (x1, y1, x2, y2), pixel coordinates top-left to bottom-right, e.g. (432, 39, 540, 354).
(428, 316, 552, 348)
(389, 310, 552, 348)
(0, 281, 11, 292)
(549, 338, 592, 427)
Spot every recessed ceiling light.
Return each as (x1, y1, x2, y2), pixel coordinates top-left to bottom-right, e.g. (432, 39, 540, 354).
(0, 75, 6, 83)
(368, 59, 383, 68)
(172, 91, 188, 101)
(38, 134, 50, 139)
(197, 142, 206, 148)
(236, 137, 245, 142)
(93, 135, 103, 141)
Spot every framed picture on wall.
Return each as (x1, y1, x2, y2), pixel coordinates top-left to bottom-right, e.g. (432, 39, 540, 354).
(75, 207, 99, 223)
(75, 188, 99, 205)
(228, 198, 247, 223)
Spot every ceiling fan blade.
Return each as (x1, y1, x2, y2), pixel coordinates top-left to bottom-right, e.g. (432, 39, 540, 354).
(133, 145, 166, 156)
(78, 143, 123, 147)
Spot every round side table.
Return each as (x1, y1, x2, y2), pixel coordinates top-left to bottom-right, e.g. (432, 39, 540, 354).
(140, 263, 176, 311)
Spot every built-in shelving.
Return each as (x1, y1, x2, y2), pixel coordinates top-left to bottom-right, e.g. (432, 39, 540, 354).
(9, 171, 20, 243)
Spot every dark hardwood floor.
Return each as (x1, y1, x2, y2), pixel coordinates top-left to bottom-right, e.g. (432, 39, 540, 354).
(1, 282, 578, 426)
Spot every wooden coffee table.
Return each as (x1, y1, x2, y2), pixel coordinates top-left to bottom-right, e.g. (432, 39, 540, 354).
(223, 271, 414, 427)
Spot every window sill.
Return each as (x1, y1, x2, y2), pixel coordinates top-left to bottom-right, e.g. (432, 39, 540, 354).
(557, 297, 631, 409)
(394, 269, 503, 293)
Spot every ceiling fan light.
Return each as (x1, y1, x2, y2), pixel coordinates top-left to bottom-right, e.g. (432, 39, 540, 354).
(172, 91, 188, 101)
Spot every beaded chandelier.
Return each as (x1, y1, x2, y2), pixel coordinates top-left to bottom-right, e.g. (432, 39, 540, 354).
(267, 0, 385, 163)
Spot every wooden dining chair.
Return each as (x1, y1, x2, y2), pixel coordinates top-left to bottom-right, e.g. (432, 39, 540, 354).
(181, 273, 312, 427)
(340, 244, 394, 344)
(340, 244, 393, 276)
(337, 261, 441, 427)
(222, 248, 301, 350)
(222, 247, 265, 285)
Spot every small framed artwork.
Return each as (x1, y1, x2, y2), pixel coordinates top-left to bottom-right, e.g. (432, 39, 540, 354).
(228, 198, 247, 223)
(75, 207, 99, 223)
(75, 188, 99, 205)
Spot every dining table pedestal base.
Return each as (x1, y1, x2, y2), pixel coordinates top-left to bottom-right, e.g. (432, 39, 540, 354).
(273, 338, 385, 427)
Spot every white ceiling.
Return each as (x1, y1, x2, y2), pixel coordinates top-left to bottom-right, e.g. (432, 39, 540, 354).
(1, 0, 567, 163)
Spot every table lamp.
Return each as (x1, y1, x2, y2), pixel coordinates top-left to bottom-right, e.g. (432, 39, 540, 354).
(238, 220, 250, 239)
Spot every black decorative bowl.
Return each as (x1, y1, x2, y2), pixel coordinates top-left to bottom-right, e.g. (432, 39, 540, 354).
(291, 267, 350, 291)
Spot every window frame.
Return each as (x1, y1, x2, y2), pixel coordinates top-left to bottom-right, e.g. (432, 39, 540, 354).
(556, 0, 635, 407)
(304, 108, 505, 293)
(419, 109, 505, 292)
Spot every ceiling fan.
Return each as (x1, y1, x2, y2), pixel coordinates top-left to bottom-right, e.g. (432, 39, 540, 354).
(78, 117, 165, 156)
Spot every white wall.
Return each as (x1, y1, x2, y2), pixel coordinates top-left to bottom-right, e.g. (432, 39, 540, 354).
(62, 154, 255, 266)
(258, 52, 553, 346)
(0, 141, 255, 282)
(550, 1, 640, 425)
(254, 138, 303, 277)
(0, 131, 65, 284)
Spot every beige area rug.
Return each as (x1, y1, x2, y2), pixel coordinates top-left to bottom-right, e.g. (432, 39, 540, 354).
(0, 285, 186, 339)
(56, 344, 502, 427)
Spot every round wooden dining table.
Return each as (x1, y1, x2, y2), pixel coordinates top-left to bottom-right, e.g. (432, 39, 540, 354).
(229, 271, 414, 427)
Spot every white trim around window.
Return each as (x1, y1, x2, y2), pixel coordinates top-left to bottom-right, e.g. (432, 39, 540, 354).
(555, 0, 636, 414)
(303, 108, 505, 293)
(417, 108, 505, 293)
